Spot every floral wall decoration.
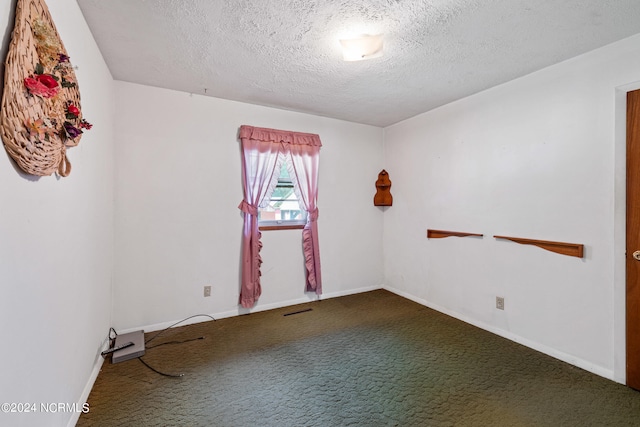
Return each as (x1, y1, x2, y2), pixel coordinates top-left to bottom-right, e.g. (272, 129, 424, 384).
(1, 0, 92, 177)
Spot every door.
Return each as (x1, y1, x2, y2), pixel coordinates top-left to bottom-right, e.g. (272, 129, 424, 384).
(626, 88, 640, 390)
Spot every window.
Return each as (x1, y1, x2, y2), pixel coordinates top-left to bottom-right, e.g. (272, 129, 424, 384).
(238, 124, 322, 305)
(258, 161, 307, 229)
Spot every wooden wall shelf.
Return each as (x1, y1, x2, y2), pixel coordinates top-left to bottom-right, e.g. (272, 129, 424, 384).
(493, 235, 584, 258)
(427, 229, 483, 239)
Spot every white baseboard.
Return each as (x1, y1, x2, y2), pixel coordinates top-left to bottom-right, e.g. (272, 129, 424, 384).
(68, 336, 108, 427)
(118, 284, 384, 335)
(383, 285, 616, 382)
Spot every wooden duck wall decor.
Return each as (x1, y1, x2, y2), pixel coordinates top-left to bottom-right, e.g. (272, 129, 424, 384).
(374, 169, 393, 206)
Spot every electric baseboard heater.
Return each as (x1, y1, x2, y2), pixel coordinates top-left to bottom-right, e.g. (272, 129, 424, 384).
(112, 330, 145, 364)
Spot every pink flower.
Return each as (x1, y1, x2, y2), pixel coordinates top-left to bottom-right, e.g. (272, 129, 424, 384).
(24, 77, 45, 94)
(24, 75, 59, 98)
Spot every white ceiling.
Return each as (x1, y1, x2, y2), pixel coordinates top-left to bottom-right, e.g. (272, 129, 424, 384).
(76, 0, 640, 127)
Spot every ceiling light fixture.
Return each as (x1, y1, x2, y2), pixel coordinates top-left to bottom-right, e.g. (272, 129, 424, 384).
(339, 34, 383, 61)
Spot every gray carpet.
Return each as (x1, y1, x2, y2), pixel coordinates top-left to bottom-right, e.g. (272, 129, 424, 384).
(77, 290, 640, 426)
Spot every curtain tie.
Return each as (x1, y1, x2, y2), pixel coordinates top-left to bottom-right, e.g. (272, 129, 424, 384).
(309, 208, 319, 222)
(238, 200, 258, 216)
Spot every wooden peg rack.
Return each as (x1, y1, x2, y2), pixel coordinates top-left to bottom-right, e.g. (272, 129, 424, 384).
(493, 235, 584, 258)
(427, 229, 483, 239)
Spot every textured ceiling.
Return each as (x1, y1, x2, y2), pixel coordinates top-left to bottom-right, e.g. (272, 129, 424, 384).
(76, 0, 640, 127)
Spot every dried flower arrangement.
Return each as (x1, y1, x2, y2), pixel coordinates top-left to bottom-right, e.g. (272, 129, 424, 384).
(1, 0, 92, 177)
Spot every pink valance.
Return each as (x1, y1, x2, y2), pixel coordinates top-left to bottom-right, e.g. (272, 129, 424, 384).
(239, 125, 322, 147)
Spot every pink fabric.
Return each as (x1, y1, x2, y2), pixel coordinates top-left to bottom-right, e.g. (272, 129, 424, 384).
(287, 144, 322, 294)
(238, 135, 282, 308)
(239, 125, 322, 147)
(238, 125, 322, 307)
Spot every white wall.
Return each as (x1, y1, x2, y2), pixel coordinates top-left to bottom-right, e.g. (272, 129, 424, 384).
(0, 1, 114, 426)
(383, 33, 640, 382)
(113, 82, 384, 330)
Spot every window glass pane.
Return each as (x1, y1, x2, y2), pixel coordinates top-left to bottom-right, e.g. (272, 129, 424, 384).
(259, 161, 306, 224)
(279, 163, 291, 180)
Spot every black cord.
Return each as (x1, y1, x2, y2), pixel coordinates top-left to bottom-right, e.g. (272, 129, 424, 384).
(104, 327, 119, 350)
(105, 314, 215, 378)
(146, 336, 205, 349)
(144, 314, 216, 345)
(137, 357, 183, 378)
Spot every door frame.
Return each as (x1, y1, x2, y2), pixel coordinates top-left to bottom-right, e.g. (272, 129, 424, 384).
(615, 82, 640, 384)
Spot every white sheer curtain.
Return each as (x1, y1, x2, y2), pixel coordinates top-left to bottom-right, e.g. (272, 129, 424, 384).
(286, 145, 321, 294)
(237, 132, 283, 308)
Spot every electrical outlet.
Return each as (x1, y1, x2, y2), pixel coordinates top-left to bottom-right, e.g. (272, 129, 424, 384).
(496, 296, 504, 310)
(204, 286, 211, 297)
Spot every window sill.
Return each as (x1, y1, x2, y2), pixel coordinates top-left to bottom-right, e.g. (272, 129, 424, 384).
(259, 224, 305, 231)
